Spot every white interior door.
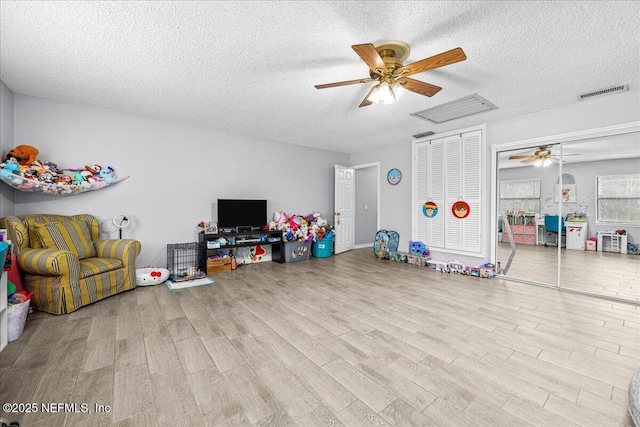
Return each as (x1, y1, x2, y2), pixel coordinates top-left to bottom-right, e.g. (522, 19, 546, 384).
(334, 165, 355, 254)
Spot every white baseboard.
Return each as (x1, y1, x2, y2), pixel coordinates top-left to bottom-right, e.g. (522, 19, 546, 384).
(355, 243, 373, 249)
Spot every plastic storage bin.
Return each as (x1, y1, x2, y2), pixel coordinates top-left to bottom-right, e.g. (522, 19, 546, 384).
(7, 297, 30, 342)
(283, 241, 311, 262)
(312, 239, 333, 258)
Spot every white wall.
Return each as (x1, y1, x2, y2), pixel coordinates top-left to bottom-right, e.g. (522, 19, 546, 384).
(355, 166, 378, 246)
(12, 94, 349, 266)
(0, 80, 15, 218)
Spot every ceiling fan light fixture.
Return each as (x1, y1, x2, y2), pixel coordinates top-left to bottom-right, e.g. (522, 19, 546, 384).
(392, 81, 405, 100)
(368, 81, 405, 105)
(368, 81, 396, 105)
(533, 159, 543, 167)
(542, 158, 552, 167)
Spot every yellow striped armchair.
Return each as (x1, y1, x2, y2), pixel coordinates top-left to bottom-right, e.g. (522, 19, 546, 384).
(2, 214, 141, 314)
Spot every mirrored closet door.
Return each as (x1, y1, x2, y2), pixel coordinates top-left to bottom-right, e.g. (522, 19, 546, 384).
(497, 145, 559, 286)
(559, 134, 640, 303)
(494, 124, 640, 304)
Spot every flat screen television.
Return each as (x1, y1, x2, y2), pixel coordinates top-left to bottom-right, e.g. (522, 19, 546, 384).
(217, 199, 267, 230)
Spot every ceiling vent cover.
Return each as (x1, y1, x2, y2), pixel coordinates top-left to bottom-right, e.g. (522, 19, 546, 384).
(577, 84, 628, 101)
(412, 131, 435, 139)
(411, 93, 498, 124)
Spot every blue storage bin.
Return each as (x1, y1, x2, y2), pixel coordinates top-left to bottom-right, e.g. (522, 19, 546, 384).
(312, 239, 333, 258)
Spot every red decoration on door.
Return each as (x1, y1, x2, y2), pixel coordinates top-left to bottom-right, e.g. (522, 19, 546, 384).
(452, 200, 470, 219)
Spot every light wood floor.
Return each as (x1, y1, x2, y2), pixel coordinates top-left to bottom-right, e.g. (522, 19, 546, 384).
(497, 242, 640, 302)
(1, 248, 638, 426)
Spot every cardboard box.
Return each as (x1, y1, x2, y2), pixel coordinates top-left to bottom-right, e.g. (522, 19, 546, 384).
(207, 257, 231, 274)
(586, 240, 596, 251)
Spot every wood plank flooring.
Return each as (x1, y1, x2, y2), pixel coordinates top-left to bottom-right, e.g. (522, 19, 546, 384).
(1, 248, 638, 426)
(498, 242, 640, 302)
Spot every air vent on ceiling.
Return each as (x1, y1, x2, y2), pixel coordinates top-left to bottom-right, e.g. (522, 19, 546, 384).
(412, 131, 435, 139)
(411, 93, 498, 124)
(577, 84, 628, 101)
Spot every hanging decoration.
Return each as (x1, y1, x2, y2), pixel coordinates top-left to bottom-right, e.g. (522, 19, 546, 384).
(452, 200, 470, 219)
(422, 200, 438, 218)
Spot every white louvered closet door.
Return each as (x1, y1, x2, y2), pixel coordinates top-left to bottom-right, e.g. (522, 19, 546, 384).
(414, 143, 430, 244)
(444, 135, 463, 250)
(428, 140, 445, 248)
(413, 128, 483, 255)
(461, 130, 482, 253)
(414, 140, 445, 248)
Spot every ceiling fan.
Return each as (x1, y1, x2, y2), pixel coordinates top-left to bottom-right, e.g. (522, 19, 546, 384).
(314, 40, 467, 107)
(508, 146, 581, 166)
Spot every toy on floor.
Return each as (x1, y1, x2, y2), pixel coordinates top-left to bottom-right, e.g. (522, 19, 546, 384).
(374, 230, 399, 259)
(409, 240, 430, 257)
(136, 267, 170, 286)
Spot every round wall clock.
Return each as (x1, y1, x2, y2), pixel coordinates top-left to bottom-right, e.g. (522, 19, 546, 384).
(387, 168, 402, 185)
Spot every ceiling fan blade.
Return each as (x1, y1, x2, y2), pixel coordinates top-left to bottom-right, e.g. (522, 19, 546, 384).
(521, 157, 537, 163)
(400, 78, 442, 97)
(508, 155, 532, 160)
(359, 86, 375, 108)
(315, 77, 377, 89)
(352, 44, 388, 74)
(396, 47, 467, 77)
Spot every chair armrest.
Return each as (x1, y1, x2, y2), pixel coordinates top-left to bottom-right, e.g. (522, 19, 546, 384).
(17, 248, 80, 277)
(95, 239, 141, 267)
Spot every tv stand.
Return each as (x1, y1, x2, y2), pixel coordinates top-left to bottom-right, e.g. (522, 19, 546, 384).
(199, 230, 284, 274)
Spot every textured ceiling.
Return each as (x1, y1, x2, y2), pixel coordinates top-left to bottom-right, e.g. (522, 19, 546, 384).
(1, 1, 639, 153)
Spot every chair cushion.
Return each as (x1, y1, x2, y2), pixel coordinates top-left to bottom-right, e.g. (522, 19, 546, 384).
(36, 219, 97, 260)
(25, 215, 68, 249)
(79, 257, 123, 279)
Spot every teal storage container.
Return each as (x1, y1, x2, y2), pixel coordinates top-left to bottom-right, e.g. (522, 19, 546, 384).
(312, 239, 333, 258)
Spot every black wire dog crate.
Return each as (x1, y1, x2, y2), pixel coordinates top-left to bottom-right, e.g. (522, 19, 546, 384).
(167, 242, 205, 282)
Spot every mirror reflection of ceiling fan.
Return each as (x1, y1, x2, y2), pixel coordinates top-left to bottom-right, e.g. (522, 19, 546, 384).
(314, 40, 466, 107)
(508, 145, 581, 167)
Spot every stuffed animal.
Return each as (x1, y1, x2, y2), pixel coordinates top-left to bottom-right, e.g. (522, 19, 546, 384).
(315, 215, 328, 227)
(0, 157, 20, 178)
(44, 161, 58, 174)
(29, 160, 47, 174)
(273, 211, 287, 224)
(55, 174, 73, 186)
(3, 145, 39, 166)
(98, 166, 116, 182)
(61, 169, 87, 185)
(85, 164, 102, 175)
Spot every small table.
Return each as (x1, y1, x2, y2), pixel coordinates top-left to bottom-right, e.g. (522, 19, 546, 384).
(597, 231, 628, 254)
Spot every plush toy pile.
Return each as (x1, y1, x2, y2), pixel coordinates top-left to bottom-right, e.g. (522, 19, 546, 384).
(266, 211, 334, 242)
(0, 145, 120, 195)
